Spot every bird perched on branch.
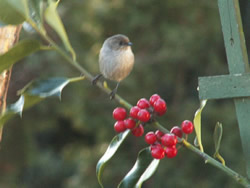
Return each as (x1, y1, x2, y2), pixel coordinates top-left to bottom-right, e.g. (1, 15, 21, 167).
(92, 34, 134, 99)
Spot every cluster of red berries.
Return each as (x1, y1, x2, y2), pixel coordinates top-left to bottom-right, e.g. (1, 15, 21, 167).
(146, 120, 194, 159)
(113, 94, 167, 136)
(112, 94, 194, 160)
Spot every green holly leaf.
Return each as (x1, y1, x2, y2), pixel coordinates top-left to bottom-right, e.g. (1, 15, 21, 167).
(0, 76, 84, 126)
(0, 0, 46, 33)
(44, 0, 76, 60)
(0, 95, 24, 128)
(193, 100, 207, 152)
(118, 148, 160, 188)
(28, 0, 46, 32)
(0, 0, 28, 25)
(96, 130, 130, 188)
(0, 39, 44, 73)
(214, 122, 223, 154)
(213, 122, 225, 165)
(20, 77, 84, 108)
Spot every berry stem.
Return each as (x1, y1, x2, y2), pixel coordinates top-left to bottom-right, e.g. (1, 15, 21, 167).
(152, 121, 169, 133)
(184, 134, 188, 141)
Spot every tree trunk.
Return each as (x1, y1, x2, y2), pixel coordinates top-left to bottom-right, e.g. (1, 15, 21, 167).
(0, 25, 22, 142)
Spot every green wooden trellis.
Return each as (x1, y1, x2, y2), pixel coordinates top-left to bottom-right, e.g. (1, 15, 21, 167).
(198, 0, 250, 178)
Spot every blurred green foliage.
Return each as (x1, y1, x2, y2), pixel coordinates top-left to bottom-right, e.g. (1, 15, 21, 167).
(0, 0, 249, 187)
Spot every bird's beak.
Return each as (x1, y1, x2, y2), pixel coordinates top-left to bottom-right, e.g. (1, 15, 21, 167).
(127, 42, 133, 46)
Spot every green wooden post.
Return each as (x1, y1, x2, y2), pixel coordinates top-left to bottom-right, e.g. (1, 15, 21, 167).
(198, 0, 250, 178)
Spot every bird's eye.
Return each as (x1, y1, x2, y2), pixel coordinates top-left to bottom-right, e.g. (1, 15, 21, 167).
(119, 41, 123, 45)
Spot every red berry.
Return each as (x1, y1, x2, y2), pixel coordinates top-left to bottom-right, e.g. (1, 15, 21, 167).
(132, 124, 144, 137)
(114, 121, 126, 133)
(151, 145, 165, 159)
(150, 143, 162, 150)
(161, 133, 177, 147)
(124, 118, 136, 129)
(137, 98, 150, 109)
(129, 106, 140, 119)
(137, 109, 151, 122)
(153, 99, 167, 115)
(170, 126, 183, 138)
(181, 120, 194, 134)
(149, 94, 161, 106)
(155, 130, 164, 141)
(165, 146, 178, 158)
(158, 109, 167, 116)
(145, 132, 157, 145)
(113, 107, 127, 121)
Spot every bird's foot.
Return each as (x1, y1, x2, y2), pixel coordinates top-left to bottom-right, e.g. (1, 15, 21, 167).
(92, 74, 102, 85)
(109, 82, 120, 100)
(109, 90, 116, 100)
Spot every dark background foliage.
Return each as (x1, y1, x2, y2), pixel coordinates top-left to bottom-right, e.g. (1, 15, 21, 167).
(0, 0, 249, 187)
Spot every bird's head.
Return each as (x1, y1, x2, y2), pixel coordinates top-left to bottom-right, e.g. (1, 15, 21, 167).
(105, 34, 133, 51)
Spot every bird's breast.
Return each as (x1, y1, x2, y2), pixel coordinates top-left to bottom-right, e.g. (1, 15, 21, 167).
(99, 48, 134, 82)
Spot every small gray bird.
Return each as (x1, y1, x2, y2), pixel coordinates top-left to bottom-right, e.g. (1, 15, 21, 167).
(92, 34, 135, 99)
